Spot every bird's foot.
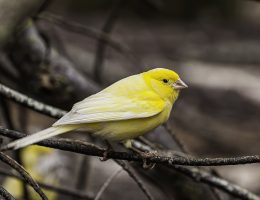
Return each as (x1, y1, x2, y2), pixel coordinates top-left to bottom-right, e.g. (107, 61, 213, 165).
(131, 148, 157, 169)
(122, 139, 157, 169)
(138, 151, 158, 169)
(100, 140, 113, 162)
(100, 150, 110, 161)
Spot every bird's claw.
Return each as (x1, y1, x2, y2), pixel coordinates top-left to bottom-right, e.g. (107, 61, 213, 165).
(138, 151, 158, 169)
(100, 150, 110, 161)
(100, 140, 113, 161)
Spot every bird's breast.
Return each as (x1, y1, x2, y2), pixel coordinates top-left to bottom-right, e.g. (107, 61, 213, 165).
(85, 102, 172, 141)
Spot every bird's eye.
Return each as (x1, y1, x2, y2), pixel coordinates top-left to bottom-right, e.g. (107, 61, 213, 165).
(163, 79, 168, 83)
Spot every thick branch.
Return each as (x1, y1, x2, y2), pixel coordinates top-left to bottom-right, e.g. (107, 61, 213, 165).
(2, 127, 260, 167)
(1, 127, 259, 200)
(8, 21, 100, 107)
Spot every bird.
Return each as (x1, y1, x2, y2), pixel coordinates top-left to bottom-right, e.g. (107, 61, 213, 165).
(2, 68, 187, 151)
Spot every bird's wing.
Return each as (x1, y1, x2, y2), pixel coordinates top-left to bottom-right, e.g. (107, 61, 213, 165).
(53, 91, 165, 126)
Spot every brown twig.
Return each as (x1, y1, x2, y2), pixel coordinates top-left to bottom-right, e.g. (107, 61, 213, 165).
(115, 160, 154, 200)
(0, 98, 30, 200)
(174, 165, 260, 200)
(37, 12, 132, 58)
(163, 123, 189, 153)
(1, 128, 260, 200)
(93, 0, 123, 83)
(94, 168, 122, 200)
(163, 123, 222, 200)
(3, 127, 260, 167)
(0, 186, 16, 200)
(0, 152, 47, 200)
(0, 168, 93, 200)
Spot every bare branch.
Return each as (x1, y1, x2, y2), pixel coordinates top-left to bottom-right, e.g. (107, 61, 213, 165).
(37, 12, 132, 57)
(93, 0, 123, 83)
(2, 127, 260, 167)
(7, 21, 100, 107)
(163, 123, 222, 200)
(174, 166, 260, 200)
(0, 168, 93, 200)
(0, 120, 260, 200)
(0, 186, 16, 200)
(94, 168, 122, 200)
(0, 152, 47, 200)
(115, 160, 154, 200)
(0, 98, 30, 199)
(0, 82, 66, 119)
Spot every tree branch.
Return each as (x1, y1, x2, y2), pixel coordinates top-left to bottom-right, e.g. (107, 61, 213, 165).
(93, 0, 123, 83)
(115, 160, 154, 200)
(0, 152, 47, 200)
(0, 82, 66, 119)
(37, 12, 134, 59)
(94, 168, 122, 200)
(174, 166, 260, 200)
(1, 126, 260, 166)
(0, 83, 260, 199)
(0, 168, 93, 200)
(0, 186, 16, 200)
(1, 127, 259, 200)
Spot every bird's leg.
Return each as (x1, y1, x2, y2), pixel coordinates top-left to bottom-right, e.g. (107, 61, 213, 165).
(100, 140, 113, 161)
(122, 140, 157, 169)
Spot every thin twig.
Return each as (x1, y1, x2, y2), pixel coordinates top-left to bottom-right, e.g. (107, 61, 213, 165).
(164, 123, 222, 200)
(93, 0, 122, 83)
(0, 152, 47, 200)
(94, 168, 122, 200)
(0, 98, 30, 200)
(174, 165, 260, 200)
(115, 160, 154, 200)
(0, 168, 93, 200)
(163, 123, 189, 153)
(0, 186, 16, 200)
(0, 83, 66, 119)
(74, 156, 90, 199)
(37, 12, 132, 56)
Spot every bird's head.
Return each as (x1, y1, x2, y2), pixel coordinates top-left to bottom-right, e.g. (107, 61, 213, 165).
(143, 68, 188, 103)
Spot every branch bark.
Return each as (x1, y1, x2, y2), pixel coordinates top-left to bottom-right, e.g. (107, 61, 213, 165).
(1, 127, 259, 200)
(0, 152, 47, 200)
(0, 168, 92, 200)
(0, 186, 16, 200)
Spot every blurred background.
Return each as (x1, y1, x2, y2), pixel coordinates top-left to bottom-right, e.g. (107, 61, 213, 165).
(0, 0, 260, 199)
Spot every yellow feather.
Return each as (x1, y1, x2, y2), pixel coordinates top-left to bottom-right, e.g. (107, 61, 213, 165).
(4, 68, 187, 150)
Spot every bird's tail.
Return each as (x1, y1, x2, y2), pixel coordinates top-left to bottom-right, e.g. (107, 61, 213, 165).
(1, 126, 77, 151)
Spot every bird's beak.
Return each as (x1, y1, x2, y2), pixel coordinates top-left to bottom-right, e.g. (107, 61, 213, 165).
(172, 78, 188, 90)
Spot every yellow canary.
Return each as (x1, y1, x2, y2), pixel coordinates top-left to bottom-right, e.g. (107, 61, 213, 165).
(3, 68, 187, 150)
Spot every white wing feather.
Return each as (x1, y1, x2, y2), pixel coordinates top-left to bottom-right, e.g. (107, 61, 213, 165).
(53, 91, 164, 126)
